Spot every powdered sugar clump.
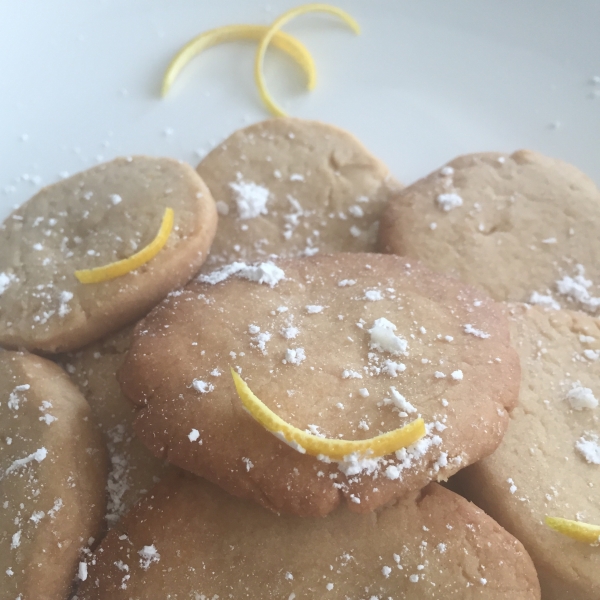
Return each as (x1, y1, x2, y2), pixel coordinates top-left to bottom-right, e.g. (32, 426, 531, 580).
(283, 348, 306, 365)
(138, 545, 160, 570)
(364, 289, 383, 301)
(566, 385, 598, 410)
(384, 386, 417, 414)
(5, 447, 47, 476)
(192, 379, 214, 394)
(556, 265, 600, 313)
(463, 324, 490, 339)
(230, 177, 269, 219)
(369, 318, 408, 355)
(281, 326, 299, 339)
(382, 359, 406, 377)
(199, 261, 285, 287)
(0, 272, 16, 296)
(58, 291, 73, 318)
(575, 434, 600, 464)
(436, 193, 463, 212)
(306, 305, 324, 314)
(529, 291, 561, 310)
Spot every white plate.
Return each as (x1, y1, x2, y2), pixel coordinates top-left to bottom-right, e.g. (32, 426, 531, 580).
(1, 0, 599, 222)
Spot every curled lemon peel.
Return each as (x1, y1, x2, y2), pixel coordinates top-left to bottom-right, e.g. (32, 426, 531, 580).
(162, 24, 316, 97)
(545, 516, 600, 545)
(231, 368, 426, 460)
(255, 3, 360, 117)
(74, 208, 174, 284)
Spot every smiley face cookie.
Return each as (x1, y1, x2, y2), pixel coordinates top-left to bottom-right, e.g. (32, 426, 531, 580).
(76, 473, 540, 599)
(196, 118, 402, 265)
(119, 253, 520, 517)
(0, 156, 218, 353)
(453, 304, 600, 599)
(59, 327, 170, 526)
(379, 150, 600, 312)
(0, 351, 107, 600)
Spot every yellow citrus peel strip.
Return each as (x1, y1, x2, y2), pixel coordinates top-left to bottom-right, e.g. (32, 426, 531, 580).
(231, 368, 426, 460)
(545, 516, 600, 545)
(162, 24, 316, 97)
(255, 3, 360, 117)
(74, 207, 174, 284)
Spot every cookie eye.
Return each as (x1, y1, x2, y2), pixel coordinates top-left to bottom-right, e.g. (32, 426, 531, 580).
(230, 367, 425, 460)
(545, 516, 600, 545)
(75, 207, 174, 284)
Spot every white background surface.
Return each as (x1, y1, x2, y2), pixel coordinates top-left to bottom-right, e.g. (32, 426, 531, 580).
(1, 0, 599, 222)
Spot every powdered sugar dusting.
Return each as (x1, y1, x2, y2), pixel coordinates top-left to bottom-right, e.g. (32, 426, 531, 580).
(556, 265, 600, 313)
(0, 272, 16, 296)
(369, 318, 408, 355)
(436, 193, 463, 212)
(283, 348, 306, 365)
(230, 177, 269, 219)
(566, 385, 598, 410)
(575, 434, 600, 464)
(199, 261, 285, 287)
(138, 544, 160, 570)
(529, 291, 560, 310)
(5, 447, 47, 476)
(463, 324, 490, 339)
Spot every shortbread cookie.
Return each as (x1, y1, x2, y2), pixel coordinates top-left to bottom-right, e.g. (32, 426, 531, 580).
(0, 156, 218, 353)
(59, 327, 170, 526)
(119, 253, 520, 517)
(0, 352, 107, 600)
(77, 473, 540, 599)
(453, 304, 600, 599)
(379, 150, 600, 312)
(197, 118, 402, 264)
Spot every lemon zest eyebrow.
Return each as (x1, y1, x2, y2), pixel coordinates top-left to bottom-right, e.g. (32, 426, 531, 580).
(162, 24, 317, 97)
(254, 3, 360, 117)
(75, 207, 174, 284)
(231, 368, 425, 460)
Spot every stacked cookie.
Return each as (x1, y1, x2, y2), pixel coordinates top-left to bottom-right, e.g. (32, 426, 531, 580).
(0, 157, 218, 599)
(5, 119, 596, 598)
(380, 150, 600, 599)
(81, 120, 537, 598)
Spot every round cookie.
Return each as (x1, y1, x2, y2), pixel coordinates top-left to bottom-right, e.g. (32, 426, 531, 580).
(0, 156, 218, 353)
(197, 118, 402, 265)
(58, 327, 170, 526)
(119, 253, 520, 517)
(0, 351, 108, 599)
(453, 304, 600, 599)
(76, 473, 540, 599)
(379, 150, 600, 312)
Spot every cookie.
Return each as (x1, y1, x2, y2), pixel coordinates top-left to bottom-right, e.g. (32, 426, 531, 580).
(453, 304, 600, 599)
(379, 150, 600, 312)
(197, 118, 402, 265)
(119, 253, 520, 517)
(0, 156, 218, 353)
(76, 472, 540, 599)
(58, 327, 170, 526)
(0, 351, 107, 599)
